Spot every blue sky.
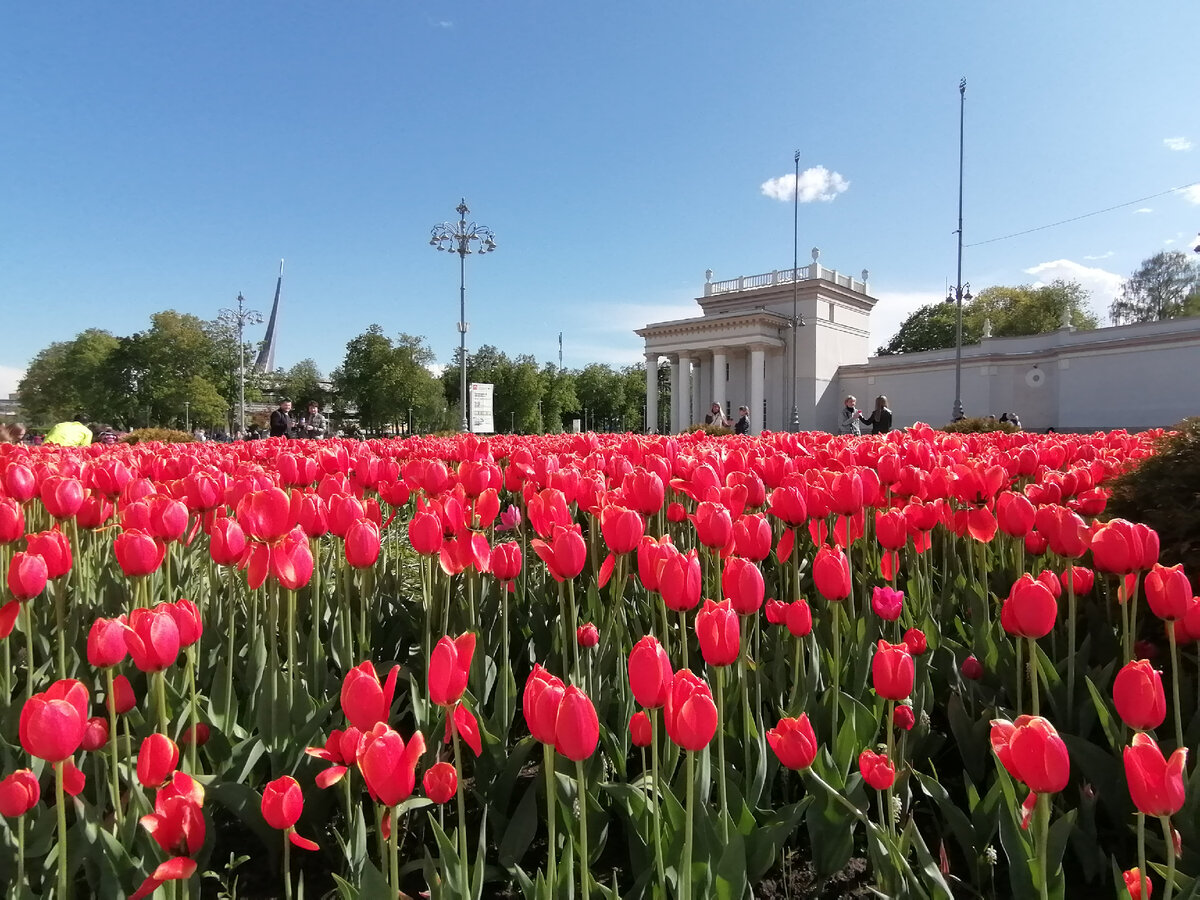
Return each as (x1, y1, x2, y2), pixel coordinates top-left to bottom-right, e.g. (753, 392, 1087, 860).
(2, 3, 1198, 397)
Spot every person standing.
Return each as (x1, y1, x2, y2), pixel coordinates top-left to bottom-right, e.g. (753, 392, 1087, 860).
(858, 395, 893, 435)
(301, 401, 327, 439)
(269, 399, 293, 438)
(839, 396, 861, 436)
(704, 401, 730, 428)
(45, 414, 93, 446)
(734, 405, 750, 435)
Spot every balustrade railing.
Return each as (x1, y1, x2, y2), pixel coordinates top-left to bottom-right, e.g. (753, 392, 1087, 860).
(705, 263, 867, 297)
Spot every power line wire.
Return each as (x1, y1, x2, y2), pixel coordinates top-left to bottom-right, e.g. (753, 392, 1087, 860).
(965, 181, 1200, 247)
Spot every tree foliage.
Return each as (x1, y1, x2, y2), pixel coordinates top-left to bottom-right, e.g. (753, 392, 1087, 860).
(1109, 251, 1200, 324)
(334, 326, 442, 435)
(877, 279, 1098, 355)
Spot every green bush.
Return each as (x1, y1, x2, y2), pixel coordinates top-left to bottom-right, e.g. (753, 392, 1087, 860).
(120, 428, 196, 445)
(684, 424, 733, 436)
(1106, 417, 1200, 573)
(940, 416, 1019, 434)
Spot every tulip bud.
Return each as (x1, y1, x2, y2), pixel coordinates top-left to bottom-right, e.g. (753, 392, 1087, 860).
(576, 623, 599, 648)
(894, 705, 915, 732)
(423, 761, 458, 804)
(962, 655, 983, 680)
(629, 711, 652, 748)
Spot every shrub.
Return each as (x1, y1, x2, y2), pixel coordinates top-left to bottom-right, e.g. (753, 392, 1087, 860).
(940, 417, 1019, 434)
(1106, 417, 1200, 573)
(120, 428, 196, 444)
(684, 424, 733, 436)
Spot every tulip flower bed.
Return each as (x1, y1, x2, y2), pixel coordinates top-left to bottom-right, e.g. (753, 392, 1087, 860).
(0, 426, 1198, 899)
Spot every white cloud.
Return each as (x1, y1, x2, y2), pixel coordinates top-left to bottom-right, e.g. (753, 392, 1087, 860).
(598, 301, 701, 332)
(1178, 185, 1200, 205)
(1023, 259, 1124, 320)
(1135, 208, 1153, 214)
(761, 166, 850, 203)
(868, 290, 945, 352)
(0, 365, 25, 397)
(1083, 251, 1114, 260)
(1165, 239, 1176, 245)
(1164, 137, 1193, 151)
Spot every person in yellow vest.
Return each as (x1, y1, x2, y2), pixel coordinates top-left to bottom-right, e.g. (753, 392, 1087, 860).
(44, 415, 93, 447)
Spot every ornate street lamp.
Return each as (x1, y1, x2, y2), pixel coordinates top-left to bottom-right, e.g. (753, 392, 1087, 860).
(430, 200, 497, 433)
(790, 150, 803, 431)
(949, 77, 968, 422)
(217, 292, 262, 435)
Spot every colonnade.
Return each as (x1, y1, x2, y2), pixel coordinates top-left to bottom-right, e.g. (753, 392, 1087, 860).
(645, 345, 769, 434)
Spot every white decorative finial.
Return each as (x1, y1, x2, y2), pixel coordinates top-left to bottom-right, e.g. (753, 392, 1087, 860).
(1061, 305, 1073, 329)
(982, 317, 992, 338)
(861, 269, 869, 283)
(705, 268, 713, 283)
(811, 247, 820, 262)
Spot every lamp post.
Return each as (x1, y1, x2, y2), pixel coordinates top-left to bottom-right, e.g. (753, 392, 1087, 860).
(430, 199, 497, 432)
(949, 77, 968, 422)
(217, 292, 262, 435)
(790, 149, 802, 432)
(184, 402, 190, 433)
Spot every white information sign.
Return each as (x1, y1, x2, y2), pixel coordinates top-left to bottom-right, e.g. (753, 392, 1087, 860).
(469, 383, 495, 433)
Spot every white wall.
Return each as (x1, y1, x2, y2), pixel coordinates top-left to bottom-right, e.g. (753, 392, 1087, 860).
(837, 317, 1200, 431)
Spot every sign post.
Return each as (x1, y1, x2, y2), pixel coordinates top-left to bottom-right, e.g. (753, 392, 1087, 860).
(469, 383, 495, 433)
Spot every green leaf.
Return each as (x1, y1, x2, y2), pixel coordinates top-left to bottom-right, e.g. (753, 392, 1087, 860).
(359, 858, 393, 898)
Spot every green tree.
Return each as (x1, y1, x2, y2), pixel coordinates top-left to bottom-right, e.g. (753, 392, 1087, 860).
(277, 359, 329, 410)
(539, 364, 577, 433)
(1109, 251, 1200, 324)
(877, 279, 1097, 355)
(335, 327, 441, 435)
(18, 329, 120, 424)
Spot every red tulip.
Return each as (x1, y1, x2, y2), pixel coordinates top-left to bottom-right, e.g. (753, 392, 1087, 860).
(530, 524, 587, 582)
(358, 724, 426, 807)
(305, 728, 360, 789)
(872, 640, 915, 700)
(76, 490, 115, 529)
(429, 633, 475, 707)
(523, 665, 565, 745)
(621, 469, 666, 516)
(859, 750, 896, 790)
(693, 501, 733, 549)
(554, 686, 599, 761)
(408, 507, 445, 556)
(423, 761, 458, 804)
(208, 516, 247, 567)
(658, 548, 702, 612)
(600, 504, 645, 555)
(628, 636, 673, 708)
(666, 501, 687, 523)
(989, 716, 1069, 794)
(629, 711, 652, 747)
(813, 545, 851, 601)
(1059, 566, 1095, 595)
(180, 724, 211, 748)
(1124, 732, 1187, 816)
(1144, 563, 1192, 621)
(292, 491, 329, 537)
(664, 669, 718, 751)
(903, 628, 927, 656)
(576, 623, 599, 648)
(345, 519, 381, 569)
(262, 775, 318, 850)
(114, 529, 167, 577)
(0, 769, 40, 818)
(236, 487, 293, 542)
(341, 661, 400, 732)
(168, 600, 202, 649)
(81, 716, 110, 752)
(1091, 519, 1159, 574)
(26, 530, 71, 580)
(7, 552, 48, 601)
(0, 497, 26, 544)
(732, 513, 772, 561)
(786, 600, 813, 637)
(40, 475, 85, 520)
(962, 655, 983, 680)
(1113, 660, 1166, 731)
(131, 773, 205, 899)
(894, 705, 915, 732)
(109, 674, 137, 715)
(147, 496, 189, 543)
(125, 606, 181, 672)
(871, 586, 904, 621)
(1123, 868, 1151, 900)
(996, 492, 1035, 538)
(270, 527, 314, 589)
(767, 714, 818, 770)
(767, 485, 807, 526)
(1000, 574, 1058, 640)
(695, 599, 740, 667)
(875, 508, 908, 550)
(138, 734, 181, 788)
(489, 541, 523, 581)
(2, 463, 36, 504)
(1034, 506, 1089, 559)
(19, 679, 89, 762)
(721, 557, 764, 615)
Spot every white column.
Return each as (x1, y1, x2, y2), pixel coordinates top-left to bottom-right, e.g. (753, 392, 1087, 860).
(668, 355, 682, 433)
(750, 345, 766, 435)
(711, 349, 727, 419)
(644, 353, 658, 433)
(677, 355, 693, 429)
(690, 355, 704, 426)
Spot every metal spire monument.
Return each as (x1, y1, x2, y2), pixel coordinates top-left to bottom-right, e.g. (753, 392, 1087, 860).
(254, 259, 284, 374)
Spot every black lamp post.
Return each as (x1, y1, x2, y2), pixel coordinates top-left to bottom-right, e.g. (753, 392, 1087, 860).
(949, 77, 969, 422)
(430, 200, 497, 432)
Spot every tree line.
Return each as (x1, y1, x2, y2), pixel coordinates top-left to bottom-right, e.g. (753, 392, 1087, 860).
(877, 251, 1200, 355)
(15, 315, 661, 436)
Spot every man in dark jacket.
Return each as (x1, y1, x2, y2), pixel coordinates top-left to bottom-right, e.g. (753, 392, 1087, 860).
(269, 399, 293, 438)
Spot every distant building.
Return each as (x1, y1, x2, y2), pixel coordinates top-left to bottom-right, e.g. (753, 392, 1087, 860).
(0, 393, 22, 421)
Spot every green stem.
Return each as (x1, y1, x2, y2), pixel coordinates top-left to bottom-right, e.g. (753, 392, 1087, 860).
(576, 759, 590, 900)
(1016, 637, 1024, 715)
(559, 582, 571, 676)
(678, 609, 689, 671)
(682, 750, 695, 900)
(452, 722, 470, 895)
(22, 601, 34, 702)
(390, 806, 400, 893)
(1066, 582, 1077, 722)
(187, 648, 199, 772)
(886, 700, 896, 839)
(224, 566, 237, 732)
(789, 636, 802, 714)
(544, 743, 557, 890)
(715, 666, 729, 842)
(1037, 794, 1050, 900)
(1137, 812, 1147, 900)
(283, 827, 293, 900)
(650, 711, 665, 895)
(831, 602, 841, 744)
(54, 580, 67, 680)
(106, 670, 122, 827)
(286, 587, 296, 712)
(1167, 627, 1184, 751)
(1161, 815, 1177, 900)
(567, 579, 581, 680)
(310, 540, 323, 691)
(1028, 638, 1040, 717)
(55, 762, 69, 899)
(17, 808, 25, 895)
(156, 670, 169, 736)
(1129, 578, 1140, 663)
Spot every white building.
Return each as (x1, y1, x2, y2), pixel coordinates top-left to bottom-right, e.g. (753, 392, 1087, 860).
(637, 258, 1200, 433)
